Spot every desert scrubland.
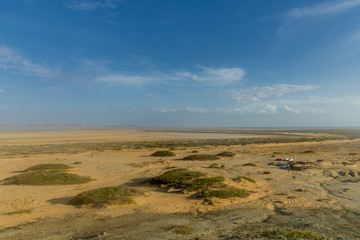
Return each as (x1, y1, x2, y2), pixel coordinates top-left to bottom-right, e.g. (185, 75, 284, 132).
(1, 129, 360, 239)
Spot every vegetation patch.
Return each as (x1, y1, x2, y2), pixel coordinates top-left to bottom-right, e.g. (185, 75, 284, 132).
(183, 176, 225, 191)
(147, 169, 249, 199)
(233, 176, 256, 183)
(302, 150, 316, 154)
(165, 166, 178, 169)
(317, 198, 333, 202)
(24, 163, 72, 172)
(260, 228, 324, 239)
(209, 163, 225, 169)
(68, 185, 138, 207)
(10, 209, 34, 215)
(263, 171, 271, 174)
(216, 151, 236, 157)
(2, 170, 93, 185)
(198, 188, 249, 199)
(150, 150, 176, 157)
(243, 163, 257, 167)
(182, 154, 220, 161)
(146, 168, 205, 188)
(171, 225, 193, 235)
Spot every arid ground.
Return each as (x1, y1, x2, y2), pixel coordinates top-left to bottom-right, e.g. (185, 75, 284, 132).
(1, 129, 360, 239)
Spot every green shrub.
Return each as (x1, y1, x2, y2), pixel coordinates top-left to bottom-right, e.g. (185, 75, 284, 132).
(3, 170, 93, 185)
(150, 150, 176, 157)
(243, 163, 257, 167)
(263, 171, 271, 174)
(171, 225, 193, 235)
(216, 151, 236, 157)
(241, 176, 256, 183)
(183, 176, 225, 191)
(198, 188, 249, 198)
(303, 150, 315, 154)
(209, 163, 220, 168)
(146, 168, 205, 188)
(182, 154, 220, 161)
(165, 166, 178, 169)
(233, 176, 256, 183)
(24, 163, 72, 172)
(68, 185, 137, 206)
(261, 228, 324, 239)
(11, 209, 34, 214)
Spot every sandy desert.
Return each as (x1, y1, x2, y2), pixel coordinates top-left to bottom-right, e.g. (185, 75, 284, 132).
(1, 129, 360, 239)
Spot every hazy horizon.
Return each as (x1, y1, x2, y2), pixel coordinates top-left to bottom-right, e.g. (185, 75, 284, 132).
(1, 0, 360, 127)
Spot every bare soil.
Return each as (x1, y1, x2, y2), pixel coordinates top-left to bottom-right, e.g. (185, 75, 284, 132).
(1, 129, 360, 239)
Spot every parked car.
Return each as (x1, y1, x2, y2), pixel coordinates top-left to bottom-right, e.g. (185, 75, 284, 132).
(289, 158, 294, 161)
(268, 162, 275, 165)
(280, 165, 290, 169)
(275, 158, 282, 161)
(283, 158, 290, 161)
(275, 163, 283, 166)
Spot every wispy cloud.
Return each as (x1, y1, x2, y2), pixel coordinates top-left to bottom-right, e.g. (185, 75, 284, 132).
(63, 0, 122, 11)
(224, 84, 318, 103)
(96, 74, 160, 86)
(0, 89, 4, 93)
(96, 66, 246, 86)
(0, 46, 58, 78)
(185, 107, 208, 113)
(175, 66, 246, 85)
(152, 104, 323, 115)
(288, 0, 360, 18)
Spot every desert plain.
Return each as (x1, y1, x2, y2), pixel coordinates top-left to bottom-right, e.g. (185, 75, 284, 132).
(1, 128, 360, 239)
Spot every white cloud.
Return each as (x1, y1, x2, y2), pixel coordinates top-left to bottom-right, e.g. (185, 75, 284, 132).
(153, 104, 323, 116)
(96, 66, 245, 86)
(242, 104, 324, 115)
(175, 66, 246, 85)
(288, 0, 360, 18)
(0, 46, 57, 78)
(157, 108, 177, 113)
(64, 0, 122, 11)
(185, 107, 208, 113)
(0, 89, 4, 93)
(96, 74, 160, 85)
(224, 84, 318, 103)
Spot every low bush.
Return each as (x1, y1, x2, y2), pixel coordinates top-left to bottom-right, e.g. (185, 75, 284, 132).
(198, 188, 249, 198)
(68, 185, 137, 206)
(2, 170, 93, 185)
(243, 163, 257, 167)
(233, 176, 256, 183)
(183, 176, 225, 191)
(216, 151, 236, 157)
(302, 150, 315, 154)
(146, 168, 204, 188)
(150, 150, 176, 157)
(147, 169, 250, 199)
(182, 154, 220, 161)
(11, 209, 34, 214)
(209, 163, 223, 169)
(24, 163, 72, 172)
(261, 228, 323, 239)
(171, 225, 193, 235)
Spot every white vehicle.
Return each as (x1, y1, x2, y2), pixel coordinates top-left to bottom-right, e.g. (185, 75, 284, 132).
(283, 158, 290, 161)
(280, 165, 290, 169)
(288, 158, 294, 161)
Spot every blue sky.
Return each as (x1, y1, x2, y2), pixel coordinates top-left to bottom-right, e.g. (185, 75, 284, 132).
(1, 0, 360, 127)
